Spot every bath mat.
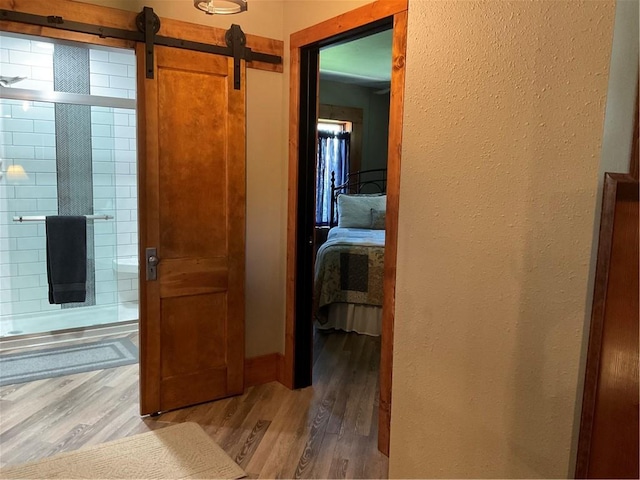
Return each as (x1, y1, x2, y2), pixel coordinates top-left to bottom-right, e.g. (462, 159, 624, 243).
(0, 422, 246, 479)
(0, 337, 138, 387)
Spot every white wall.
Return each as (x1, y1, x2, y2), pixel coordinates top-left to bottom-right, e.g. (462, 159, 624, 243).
(389, 1, 616, 478)
(597, 0, 639, 177)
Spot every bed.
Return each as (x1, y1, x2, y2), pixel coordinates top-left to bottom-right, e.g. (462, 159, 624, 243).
(313, 168, 387, 336)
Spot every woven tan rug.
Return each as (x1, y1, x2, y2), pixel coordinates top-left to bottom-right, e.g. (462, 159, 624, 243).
(0, 422, 246, 479)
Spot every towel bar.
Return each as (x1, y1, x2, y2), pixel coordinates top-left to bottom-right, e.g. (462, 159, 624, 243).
(12, 215, 114, 223)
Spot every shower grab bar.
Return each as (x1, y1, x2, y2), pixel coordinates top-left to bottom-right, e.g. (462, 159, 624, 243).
(12, 214, 114, 223)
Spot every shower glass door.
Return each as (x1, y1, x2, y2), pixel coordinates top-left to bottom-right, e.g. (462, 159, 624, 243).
(0, 33, 139, 338)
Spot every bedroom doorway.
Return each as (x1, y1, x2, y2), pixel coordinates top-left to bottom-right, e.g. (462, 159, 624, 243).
(285, 0, 408, 455)
(314, 30, 391, 335)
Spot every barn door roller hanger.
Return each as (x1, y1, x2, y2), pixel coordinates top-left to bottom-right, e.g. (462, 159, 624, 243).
(0, 6, 281, 90)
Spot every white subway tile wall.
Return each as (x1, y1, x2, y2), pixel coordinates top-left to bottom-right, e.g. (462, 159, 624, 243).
(0, 33, 138, 331)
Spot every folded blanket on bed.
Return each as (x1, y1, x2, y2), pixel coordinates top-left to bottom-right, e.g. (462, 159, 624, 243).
(314, 228, 385, 323)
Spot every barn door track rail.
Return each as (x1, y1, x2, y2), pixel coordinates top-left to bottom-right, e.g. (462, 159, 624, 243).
(0, 6, 281, 89)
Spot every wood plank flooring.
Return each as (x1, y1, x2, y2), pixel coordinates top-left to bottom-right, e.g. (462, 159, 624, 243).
(0, 329, 387, 478)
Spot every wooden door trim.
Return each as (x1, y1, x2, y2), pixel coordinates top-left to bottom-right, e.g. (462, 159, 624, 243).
(0, 0, 283, 73)
(0, 21, 135, 49)
(284, 0, 408, 456)
(630, 90, 638, 181)
(136, 42, 160, 415)
(575, 88, 640, 478)
(290, 0, 407, 47)
(378, 9, 407, 456)
(575, 172, 639, 478)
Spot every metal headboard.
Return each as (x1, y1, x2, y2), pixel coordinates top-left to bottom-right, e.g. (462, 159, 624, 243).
(329, 168, 387, 227)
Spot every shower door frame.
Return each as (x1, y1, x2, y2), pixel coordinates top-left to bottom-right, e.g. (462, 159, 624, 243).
(0, 36, 138, 338)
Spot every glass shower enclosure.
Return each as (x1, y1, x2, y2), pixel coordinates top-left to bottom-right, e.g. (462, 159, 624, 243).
(0, 33, 139, 338)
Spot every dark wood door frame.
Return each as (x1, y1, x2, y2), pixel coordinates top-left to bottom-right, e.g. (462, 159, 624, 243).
(284, 0, 408, 455)
(575, 88, 639, 479)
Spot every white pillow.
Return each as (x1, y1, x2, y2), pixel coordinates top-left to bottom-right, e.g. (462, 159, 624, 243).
(337, 194, 386, 228)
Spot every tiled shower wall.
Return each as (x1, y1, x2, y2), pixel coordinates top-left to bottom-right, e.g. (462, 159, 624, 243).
(0, 34, 138, 318)
(91, 105, 139, 307)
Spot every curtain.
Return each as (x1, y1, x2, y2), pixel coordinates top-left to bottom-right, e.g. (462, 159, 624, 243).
(316, 131, 350, 226)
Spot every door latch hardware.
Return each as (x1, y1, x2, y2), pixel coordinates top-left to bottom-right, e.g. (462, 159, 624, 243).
(146, 247, 159, 281)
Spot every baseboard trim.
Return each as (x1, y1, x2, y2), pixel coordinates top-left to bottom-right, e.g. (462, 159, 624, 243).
(245, 353, 285, 388)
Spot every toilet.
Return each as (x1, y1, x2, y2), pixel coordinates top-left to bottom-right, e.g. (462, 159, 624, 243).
(112, 256, 139, 319)
(113, 257, 138, 306)
(112, 256, 138, 276)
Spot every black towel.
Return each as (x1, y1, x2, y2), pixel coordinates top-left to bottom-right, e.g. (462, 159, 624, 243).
(46, 216, 87, 304)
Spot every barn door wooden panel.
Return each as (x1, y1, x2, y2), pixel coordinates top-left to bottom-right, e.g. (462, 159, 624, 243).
(137, 44, 246, 414)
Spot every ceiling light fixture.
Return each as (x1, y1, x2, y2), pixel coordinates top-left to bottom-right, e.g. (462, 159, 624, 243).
(194, 0, 247, 15)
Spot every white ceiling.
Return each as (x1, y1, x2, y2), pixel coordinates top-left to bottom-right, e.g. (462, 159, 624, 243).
(319, 29, 393, 89)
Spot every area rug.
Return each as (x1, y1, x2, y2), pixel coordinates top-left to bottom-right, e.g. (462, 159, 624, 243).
(0, 337, 138, 387)
(0, 422, 246, 479)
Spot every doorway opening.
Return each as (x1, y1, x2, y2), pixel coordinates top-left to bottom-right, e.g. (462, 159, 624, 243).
(286, 1, 408, 455)
(314, 26, 392, 308)
(293, 17, 393, 388)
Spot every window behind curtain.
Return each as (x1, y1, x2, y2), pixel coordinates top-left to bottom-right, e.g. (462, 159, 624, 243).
(316, 130, 350, 226)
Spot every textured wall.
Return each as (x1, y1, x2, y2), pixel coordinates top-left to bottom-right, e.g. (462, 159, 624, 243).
(389, 1, 615, 478)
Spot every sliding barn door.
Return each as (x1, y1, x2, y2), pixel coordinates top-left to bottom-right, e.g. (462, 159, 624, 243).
(137, 45, 246, 415)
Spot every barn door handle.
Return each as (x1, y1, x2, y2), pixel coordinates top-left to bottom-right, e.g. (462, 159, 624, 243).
(146, 247, 159, 281)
